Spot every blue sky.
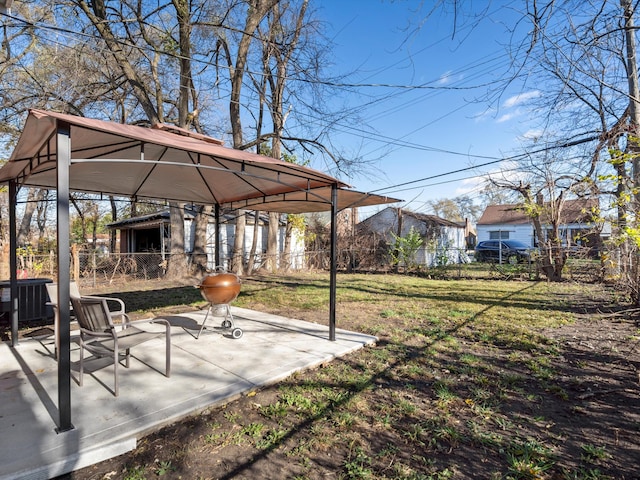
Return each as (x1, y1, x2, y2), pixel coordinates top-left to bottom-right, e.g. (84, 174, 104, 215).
(0, 1, 537, 220)
(313, 1, 536, 215)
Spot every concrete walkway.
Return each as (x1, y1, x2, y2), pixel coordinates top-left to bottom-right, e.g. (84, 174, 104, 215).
(0, 307, 377, 480)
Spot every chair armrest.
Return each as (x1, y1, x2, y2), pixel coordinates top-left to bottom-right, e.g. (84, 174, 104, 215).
(84, 295, 126, 314)
(128, 318, 171, 335)
(149, 318, 170, 327)
(151, 318, 172, 337)
(117, 312, 133, 330)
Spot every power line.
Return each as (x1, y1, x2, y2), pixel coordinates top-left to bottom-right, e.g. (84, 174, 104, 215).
(369, 133, 601, 196)
(1, 7, 604, 205)
(1, 9, 515, 156)
(0, 11, 510, 92)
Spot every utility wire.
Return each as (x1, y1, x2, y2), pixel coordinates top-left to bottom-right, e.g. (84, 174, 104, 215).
(0, 10, 511, 92)
(0, 8, 604, 205)
(369, 133, 601, 195)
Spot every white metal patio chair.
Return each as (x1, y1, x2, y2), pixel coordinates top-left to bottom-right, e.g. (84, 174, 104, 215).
(70, 296, 171, 397)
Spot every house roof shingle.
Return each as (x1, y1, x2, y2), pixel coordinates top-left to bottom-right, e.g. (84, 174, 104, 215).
(477, 199, 599, 226)
(359, 207, 464, 229)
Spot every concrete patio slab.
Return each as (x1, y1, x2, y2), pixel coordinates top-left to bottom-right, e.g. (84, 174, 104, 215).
(0, 307, 377, 480)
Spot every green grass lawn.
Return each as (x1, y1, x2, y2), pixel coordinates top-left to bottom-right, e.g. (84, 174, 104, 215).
(83, 273, 635, 480)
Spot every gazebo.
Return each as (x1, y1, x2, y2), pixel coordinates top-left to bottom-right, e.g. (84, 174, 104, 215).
(0, 109, 399, 432)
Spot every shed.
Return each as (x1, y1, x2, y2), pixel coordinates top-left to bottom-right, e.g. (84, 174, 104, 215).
(108, 207, 305, 270)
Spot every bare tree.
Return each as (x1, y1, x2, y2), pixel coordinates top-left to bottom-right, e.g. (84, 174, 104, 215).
(69, 0, 207, 278)
(2, 1, 163, 260)
(429, 196, 482, 223)
(72, 0, 162, 125)
(207, 0, 279, 275)
(2, 0, 381, 278)
(263, 2, 308, 272)
(489, 148, 599, 281)
(16, 188, 45, 246)
(496, 1, 640, 293)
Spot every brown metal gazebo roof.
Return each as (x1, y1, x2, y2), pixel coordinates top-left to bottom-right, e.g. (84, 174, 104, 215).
(0, 109, 397, 212)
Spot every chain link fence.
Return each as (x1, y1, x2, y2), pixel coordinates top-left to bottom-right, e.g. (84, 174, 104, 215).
(8, 245, 610, 286)
(10, 250, 311, 288)
(309, 245, 607, 282)
(8, 251, 167, 288)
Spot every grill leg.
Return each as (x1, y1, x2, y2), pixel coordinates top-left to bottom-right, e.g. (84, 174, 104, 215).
(226, 304, 234, 328)
(196, 304, 214, 339)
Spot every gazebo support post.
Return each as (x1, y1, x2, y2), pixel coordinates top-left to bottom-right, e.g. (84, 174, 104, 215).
(56, 120, 74, 432)
(9, 179, 18, 347)
(215, 204, 220, 269)
(329, 183, 338, 341)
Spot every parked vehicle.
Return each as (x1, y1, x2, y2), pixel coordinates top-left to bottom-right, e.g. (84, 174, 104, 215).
(474, 240, 533, 264)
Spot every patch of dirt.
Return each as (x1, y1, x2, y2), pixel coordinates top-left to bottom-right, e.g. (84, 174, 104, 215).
(540, 313, 640, 475)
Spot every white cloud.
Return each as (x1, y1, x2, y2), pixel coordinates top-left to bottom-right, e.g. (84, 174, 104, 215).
(439, 70, 453, 84)
(455, 176, 484, 196)
(503, 91, 541, 108)
(519, 129, 544, 141)
(473, 107, 496, 122)
(451, 159, 534, 198)
(496, 112, 516, 123)
(474, 91, 541, 124)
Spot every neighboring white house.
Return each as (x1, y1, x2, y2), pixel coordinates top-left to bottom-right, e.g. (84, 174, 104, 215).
(357, 207, 469, 266)
(108, 207, 305, 270)
(476, 199, 609, 252)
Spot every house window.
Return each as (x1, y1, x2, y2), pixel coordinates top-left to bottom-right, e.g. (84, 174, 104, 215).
(544, 228, 567, 244)
(489, 231, 509, 240)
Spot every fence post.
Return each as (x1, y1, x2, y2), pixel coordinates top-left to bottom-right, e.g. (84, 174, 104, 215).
(71, 244, 80, 284)
(93, 251, 97, 287)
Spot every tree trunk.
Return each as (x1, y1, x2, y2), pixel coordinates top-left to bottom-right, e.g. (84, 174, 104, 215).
(172, 0, 192, 128)
(231, 211, 246, 275)
(622, 0, 640, 303)
(622, 0, 640, 205)
(530, 194, 566, 282)
(91, 210, 98, 249)
(192, 205, 211, 275)
(17, 188, 44, 246)
(109, 196, 118, 253)
(35, 192, 50, 250)
(247, 210, 261, 273)
(166, 202, 189, 278)
(283, 216, 293, 272)
(265, 211, 279, 272)
(70, 196, 87, 244)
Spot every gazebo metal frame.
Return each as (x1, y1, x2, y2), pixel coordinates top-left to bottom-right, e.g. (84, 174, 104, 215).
(0, 109, 400, 432)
